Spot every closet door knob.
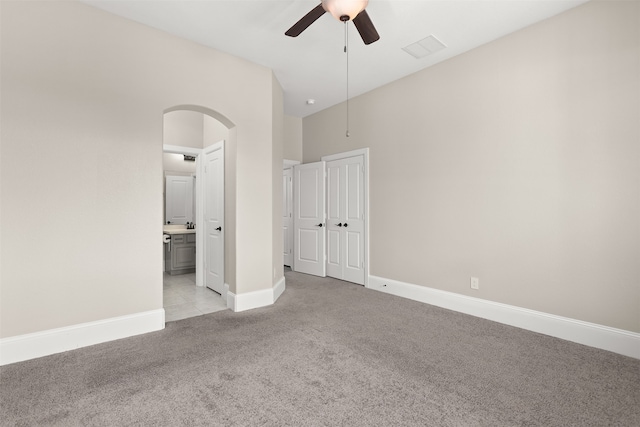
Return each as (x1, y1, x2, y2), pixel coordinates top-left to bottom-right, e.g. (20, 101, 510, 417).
(343, 223, 348, 228)
(216, 226, 222, 231)
(317, 223, 324, 227)
(337, 223, 343, 227)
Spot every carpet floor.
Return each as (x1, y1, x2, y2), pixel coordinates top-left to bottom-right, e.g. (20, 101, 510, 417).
(1, 270, 639, 426)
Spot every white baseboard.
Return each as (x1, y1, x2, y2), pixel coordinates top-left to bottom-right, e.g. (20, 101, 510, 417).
(0, 309, 165, 366)
(368, 275, 640, 359)
(225, 284, 236, 310)
(274, 276, 286, 303)
(223, 283, 230, 304)
(227, 288, 272, 312)
(227, 277, 286, 312)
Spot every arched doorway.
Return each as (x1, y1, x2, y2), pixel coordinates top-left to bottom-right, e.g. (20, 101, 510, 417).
(162, 106, 236, 322)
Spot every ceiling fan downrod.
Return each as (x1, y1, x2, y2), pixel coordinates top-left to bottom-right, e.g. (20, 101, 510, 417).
(344, 20, 350, 138)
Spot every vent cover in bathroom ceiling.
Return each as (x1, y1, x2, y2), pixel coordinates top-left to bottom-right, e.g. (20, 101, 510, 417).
(402, 35, 447, 59)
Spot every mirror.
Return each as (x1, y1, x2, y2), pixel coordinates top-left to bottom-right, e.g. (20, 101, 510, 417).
(163, 154, 196, 224)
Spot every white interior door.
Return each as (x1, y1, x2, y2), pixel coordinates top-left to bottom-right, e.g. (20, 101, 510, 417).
(293, 161, 326, 277)
(166, 175, 194, 224)
(326, 162, 342, 279)
(204, 144, 224, 294)
(283, 168, 293, 267)
(326, 155, 365, 285)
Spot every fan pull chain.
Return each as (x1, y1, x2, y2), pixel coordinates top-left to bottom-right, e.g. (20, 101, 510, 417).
(344, 21, 350, 138)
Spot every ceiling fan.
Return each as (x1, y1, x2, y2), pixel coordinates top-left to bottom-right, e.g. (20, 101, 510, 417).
(285, 0, 380, 45)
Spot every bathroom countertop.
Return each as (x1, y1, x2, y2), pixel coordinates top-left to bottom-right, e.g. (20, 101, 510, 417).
(163, 225, 196, 235)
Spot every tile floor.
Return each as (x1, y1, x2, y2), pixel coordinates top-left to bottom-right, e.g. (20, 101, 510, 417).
(163, 272, 228, 322)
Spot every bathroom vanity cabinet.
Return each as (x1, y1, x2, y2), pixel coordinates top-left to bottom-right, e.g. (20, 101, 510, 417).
(165, 232, 196, 275)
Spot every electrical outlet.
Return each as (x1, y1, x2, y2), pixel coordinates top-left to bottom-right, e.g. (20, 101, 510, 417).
(470, 277, 479, 290)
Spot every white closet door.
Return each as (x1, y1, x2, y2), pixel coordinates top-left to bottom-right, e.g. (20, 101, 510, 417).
(326, 161, 343, 279)
(293, 161, 326, 277)
(326, 155, 365, 285)
(166, 175, 194, 224)
(283, 168, 293, 267)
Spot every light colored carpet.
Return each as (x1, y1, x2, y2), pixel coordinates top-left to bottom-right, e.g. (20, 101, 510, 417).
(1, 270, 639, 426)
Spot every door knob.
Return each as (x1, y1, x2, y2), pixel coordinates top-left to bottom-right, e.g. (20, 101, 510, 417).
(337, 223, 343, 227)
(343, 223, 348, 228)
(317, 223, 324, 227)
(216, 226, 222, 231)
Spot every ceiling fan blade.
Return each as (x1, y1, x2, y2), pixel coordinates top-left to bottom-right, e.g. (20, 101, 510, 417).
(285, 4, 326, 37)
(352, 9, 380, 45)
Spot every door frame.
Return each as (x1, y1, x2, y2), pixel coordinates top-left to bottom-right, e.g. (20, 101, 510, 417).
(164, 142, 225, 288)
(283, 159, 300, 169)
(283, 159, 300, 268)
(203, 141, 225, 294)
(321, 148, 370, 287)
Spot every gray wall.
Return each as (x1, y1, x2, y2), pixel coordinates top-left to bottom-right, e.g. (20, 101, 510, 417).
(303, 1, 639, 333)
(1, 1, 278, 338)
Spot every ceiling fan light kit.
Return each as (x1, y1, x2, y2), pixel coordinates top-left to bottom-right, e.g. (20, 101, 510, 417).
(285, 0, 379, 45)
(323, 0, 368, 22)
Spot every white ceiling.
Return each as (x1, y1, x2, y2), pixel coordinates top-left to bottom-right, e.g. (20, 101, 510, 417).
(83, 0, 587, 117)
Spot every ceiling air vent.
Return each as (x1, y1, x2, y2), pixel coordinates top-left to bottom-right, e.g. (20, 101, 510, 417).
(402, 35, 446, 59)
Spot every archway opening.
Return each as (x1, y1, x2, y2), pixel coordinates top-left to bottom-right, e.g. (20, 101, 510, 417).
(161, 105, 237, 322)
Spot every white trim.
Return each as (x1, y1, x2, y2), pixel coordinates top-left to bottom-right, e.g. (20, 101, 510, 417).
(226, 289, 237, 311)
(321, 148, 368, 162)
(163, 141, 225, 289)
(194, 152, 204, 287)
(283, 159, 300, 169)
(163, 144, 202, 156)
(222, 283, 230, 303)
(368, 275, 640, 359)
(164, 143, 204, 287)
(273, 276, 286, 302)
(201, 141, 225, 292)
(321, 148, 370, 287)
(227, 289, 271, 312)
(0, 309, 165, 366)
(226, 278, 286, 312)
